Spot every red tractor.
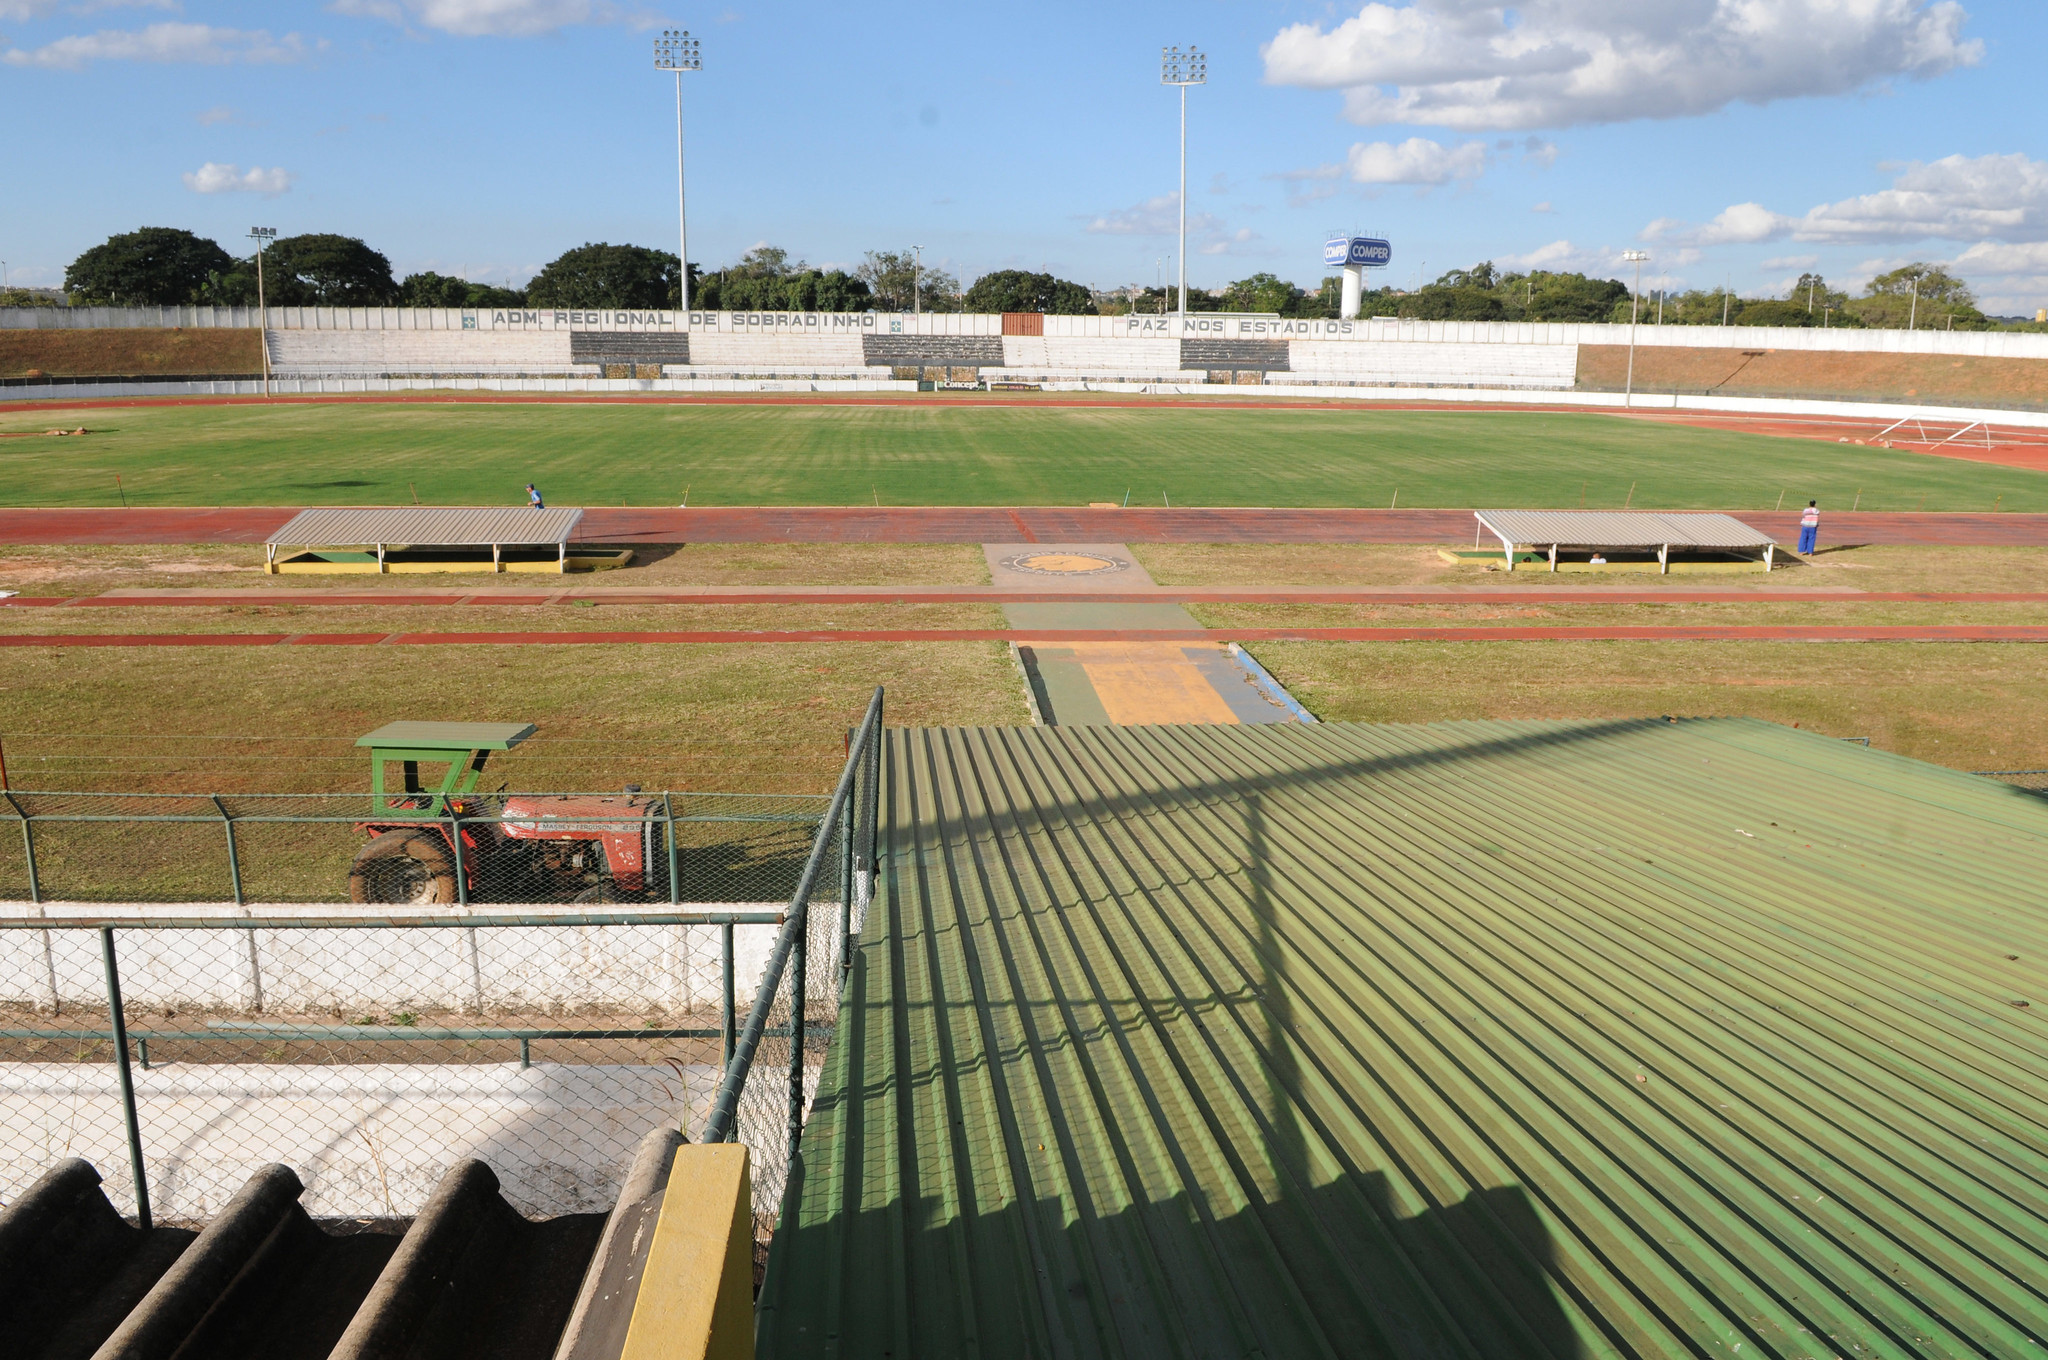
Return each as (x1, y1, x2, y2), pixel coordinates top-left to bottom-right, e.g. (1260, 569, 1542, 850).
(348, 721, 668, 904)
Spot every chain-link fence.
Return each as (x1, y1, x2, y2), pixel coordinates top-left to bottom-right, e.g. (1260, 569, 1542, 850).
(0, 790, 824, 906)
(1976, 769, 2048, 793)
(0, 690, 885, 1249)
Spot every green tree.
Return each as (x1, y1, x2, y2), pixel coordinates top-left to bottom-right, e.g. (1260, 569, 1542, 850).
(247, 234, 399, 306)
(705, 269, 873, 312)
(64, 227, 234, 305)
(1435, 262, 1501, 290)
(963, 270, 1097, 315)
(1398, 286, 1506, 321)
(1520, 271, 1628, 323)
(527, 242, 682, 309)
(1129, 284, 1219, 314)
(1734, 299, 1814, 328)
(1221, 272, 1301, 314)
(399, 271, 526, 307)
(857, 251, 961, 312)
(1850, 263, 1984, 329)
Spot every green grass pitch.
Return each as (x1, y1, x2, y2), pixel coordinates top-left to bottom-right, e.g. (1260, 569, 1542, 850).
(3, 399, 2042, 511)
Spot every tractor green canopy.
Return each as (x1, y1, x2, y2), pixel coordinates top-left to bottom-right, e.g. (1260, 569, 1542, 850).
(357, 722, 537, 818)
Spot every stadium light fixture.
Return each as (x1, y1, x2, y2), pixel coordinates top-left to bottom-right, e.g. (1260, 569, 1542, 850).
(653, 29, 702, 313)
(911, 244, 924, 315)
(249, 227, 277, 397)
(1621, 250, 1649, 407)
(1160, 44, 1205, 325)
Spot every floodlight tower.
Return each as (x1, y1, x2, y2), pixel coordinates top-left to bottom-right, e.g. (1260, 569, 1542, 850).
(1161, 45, 1205, 325)
(652, 29, 702, 313)
(249, 226, 277, 397)
(1621, 250, 1649, 407)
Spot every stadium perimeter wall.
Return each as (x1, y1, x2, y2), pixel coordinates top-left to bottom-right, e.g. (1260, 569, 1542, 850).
(3, 308, 2045, 415)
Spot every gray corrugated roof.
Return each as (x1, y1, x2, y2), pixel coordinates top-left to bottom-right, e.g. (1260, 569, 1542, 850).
(267, 507, 583, 547)
(760, 718, 2048, 1360)
(1477, 509, 1774, 548)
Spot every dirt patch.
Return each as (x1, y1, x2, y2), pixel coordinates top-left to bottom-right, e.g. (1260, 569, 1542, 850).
(0, 327, 263, 378)
(1578, 345, 2048, 411)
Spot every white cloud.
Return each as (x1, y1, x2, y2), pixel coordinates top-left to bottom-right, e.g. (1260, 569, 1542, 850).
(0, 0, 175, 17)
(1083, 194, 1257, 255)
(1648, 153, 2048, 247)
(1261, 0, 1980, 131)
(3, 22, 310, 67)
(329, 0, 649, 36)
(182, 162, 293, 195)
(1531, 201, 1554, 214)
(1345, 137, 1490, 185)
(1762, 254, 1821, 269)
(1497, 239, 1698, 279)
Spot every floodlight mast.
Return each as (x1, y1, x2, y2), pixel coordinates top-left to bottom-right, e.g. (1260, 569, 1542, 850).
(249, 227, 277, 398)
(1621, 250, 1649, 407)
(652, 29, 702, 313)
(1161, 45, 1205, 326)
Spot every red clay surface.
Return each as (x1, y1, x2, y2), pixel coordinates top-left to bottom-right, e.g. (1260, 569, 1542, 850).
(7, 587, 2048, 608)
(5, 505, 2048, 546)
(5, 625, 2046, 648)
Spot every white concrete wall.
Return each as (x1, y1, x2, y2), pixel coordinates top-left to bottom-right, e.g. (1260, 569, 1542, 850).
(267, 328, 579, 373)
(686, 332, 870, 369)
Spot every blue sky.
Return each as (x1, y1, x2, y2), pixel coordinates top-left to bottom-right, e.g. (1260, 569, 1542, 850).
(3, 0, 2044, 313)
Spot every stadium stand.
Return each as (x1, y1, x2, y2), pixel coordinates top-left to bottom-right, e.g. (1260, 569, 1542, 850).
(1182, 338, 1291, 372)
(568, 331, 692, 367)
(861, 334, 1005, 368)
(681, 331, 875, 375)
(1289, 339, 1579, 389)
(267, 328, 579, 375)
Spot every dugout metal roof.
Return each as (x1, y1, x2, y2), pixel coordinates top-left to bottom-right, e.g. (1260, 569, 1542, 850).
(266, 506, 583, 547)
(760, 718, 2048, 1360)
(1477, 509, 1775, 548)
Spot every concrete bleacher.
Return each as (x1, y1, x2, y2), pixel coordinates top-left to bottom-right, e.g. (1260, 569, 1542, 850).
(995, 336, 1187, 380)
(1287, 340, 1578, 389)
(266, 329, 578, 374)
(861, 335, 1005, 368)
(680, 332, 876, 375)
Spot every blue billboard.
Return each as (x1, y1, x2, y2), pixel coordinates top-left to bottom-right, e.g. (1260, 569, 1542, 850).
(1324, 236, 1392, 268)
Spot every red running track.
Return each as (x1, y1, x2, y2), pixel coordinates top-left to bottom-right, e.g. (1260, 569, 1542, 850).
(6, 588, 2048, 607)
(5, 505, 2048, 546)
(5, 625, 2047, 648)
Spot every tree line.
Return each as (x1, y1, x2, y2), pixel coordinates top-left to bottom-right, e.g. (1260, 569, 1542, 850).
(32, 226, 2034, 330)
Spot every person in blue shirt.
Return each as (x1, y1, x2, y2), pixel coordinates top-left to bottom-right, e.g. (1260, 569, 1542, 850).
(527, 483, 545, 510)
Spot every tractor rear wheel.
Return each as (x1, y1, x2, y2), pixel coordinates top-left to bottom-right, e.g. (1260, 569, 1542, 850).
(350, 831, 459, 904)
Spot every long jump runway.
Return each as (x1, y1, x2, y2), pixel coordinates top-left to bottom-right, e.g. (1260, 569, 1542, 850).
(4, 506, 2047, 546)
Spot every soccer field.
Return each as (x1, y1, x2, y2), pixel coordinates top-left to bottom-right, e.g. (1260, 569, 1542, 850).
(3, 398, 2042, 511)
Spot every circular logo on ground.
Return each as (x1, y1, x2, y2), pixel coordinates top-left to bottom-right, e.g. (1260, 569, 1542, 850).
(1001, 552, 1129, 576)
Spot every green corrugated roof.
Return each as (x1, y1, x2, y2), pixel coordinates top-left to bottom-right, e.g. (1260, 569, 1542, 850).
(759, 718, 2048, 1360)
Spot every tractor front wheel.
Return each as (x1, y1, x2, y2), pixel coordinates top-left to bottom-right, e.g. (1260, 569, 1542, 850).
(350, 831, 459, 904)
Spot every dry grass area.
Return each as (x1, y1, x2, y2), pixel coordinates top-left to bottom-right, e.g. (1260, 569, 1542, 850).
(1132, 541, 2048, 593)
(0, 639, 1028, 793)
(1577, 344, 2048, 411)
(1248, 639, 2048, 772)
(1191, 599, 2047, 629)
(0, 328, 262, 378)
(0, 541, 989, 597)
(0, 600, 1003, 636)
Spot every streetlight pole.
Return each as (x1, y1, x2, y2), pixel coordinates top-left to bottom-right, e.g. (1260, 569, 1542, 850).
(910, 244, 924, 315)
(652, 29, 701, 314)
(248, 227, 276, 398)
(1161, 45, 1205, 327)
(1622, 250, 1648, 407)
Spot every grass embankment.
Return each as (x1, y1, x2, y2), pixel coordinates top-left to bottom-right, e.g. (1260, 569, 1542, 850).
(1246, 640, 2048, 773)
(0, 328, 262, 378)
(4, 401, 2043, 510)
(0, 541, 991, 597)
(1578, 345, 2048, 410)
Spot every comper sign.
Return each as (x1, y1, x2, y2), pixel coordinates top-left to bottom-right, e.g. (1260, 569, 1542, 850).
(1324, 236, 1392, 318)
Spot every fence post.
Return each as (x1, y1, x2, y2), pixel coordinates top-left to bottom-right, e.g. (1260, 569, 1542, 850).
(663, 792, 679, 906)
(210, 794, 245, 906)
(447, 814, 469, 907)
(721, 922, 735, 1086)
(838, 759, 855, 980)
(788, 896, 806, 1168)
(100, 927, 152, 1231)
(5, 791, 40, 903)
